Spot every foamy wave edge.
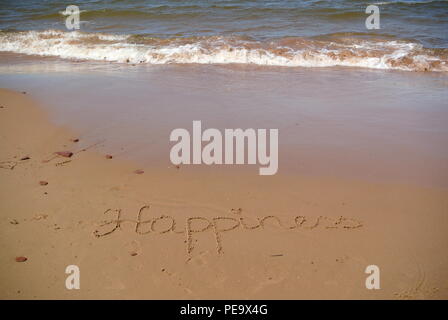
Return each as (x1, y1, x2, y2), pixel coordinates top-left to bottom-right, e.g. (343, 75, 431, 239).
(0, 30, 447, 72)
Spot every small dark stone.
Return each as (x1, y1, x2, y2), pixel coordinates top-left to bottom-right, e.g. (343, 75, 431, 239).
(15, 256, 27, 262)
(55, 151, 73, 158)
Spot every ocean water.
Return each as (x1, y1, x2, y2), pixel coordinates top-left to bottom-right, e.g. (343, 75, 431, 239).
(0, 0, 447, 71)
(1, 1, 448, 186)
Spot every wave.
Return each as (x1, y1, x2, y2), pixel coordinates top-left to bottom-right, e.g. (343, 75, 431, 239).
(0, 30, 446, 72)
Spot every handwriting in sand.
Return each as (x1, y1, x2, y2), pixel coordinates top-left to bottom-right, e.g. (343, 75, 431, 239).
(93, 205, 363, 255)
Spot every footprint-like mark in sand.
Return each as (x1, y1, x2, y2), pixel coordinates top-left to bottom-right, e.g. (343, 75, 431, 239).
(0, 160, 18, 170)
(124, 239, 142, 257)
(394, 260, 439, 299)
(161, 268, 194, 295)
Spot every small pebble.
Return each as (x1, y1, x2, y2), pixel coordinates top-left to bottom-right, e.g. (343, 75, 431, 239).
(39, 181, 48, 186)
(105, 154, 113, 159)
(55, 151, 73, 158)
(15, 256, 27, 262)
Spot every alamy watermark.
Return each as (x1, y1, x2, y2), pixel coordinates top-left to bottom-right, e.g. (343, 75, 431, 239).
(65, 264, 80, 290)
(64, 5, 80, 30)
(169, 121, 278, 175)
(365, 265, 380, 290)
(365, 5, 380, 30)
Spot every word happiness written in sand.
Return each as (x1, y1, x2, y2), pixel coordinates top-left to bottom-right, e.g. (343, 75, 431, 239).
(93, 206, 363, 255)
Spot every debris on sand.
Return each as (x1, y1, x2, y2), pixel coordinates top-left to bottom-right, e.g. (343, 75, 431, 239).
(0, 161, 18, 170)
(55, 151, 73, 158)
(33, 214, 48, 221)
(134, 169, 144, 174)
(55, 160, 71, 167)
(15, 256, 27, 262)
(71, 138, 79, 143)
(105, 154, 113, 159)
(39, 181, 48, 186)
(230, 208, 243, 215)
(20, 156, 30, 161)
(10, 219, 19, 225)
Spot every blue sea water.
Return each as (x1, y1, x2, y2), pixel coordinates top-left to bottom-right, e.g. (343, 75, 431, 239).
(0, 0, 446, 47)
(0, 0, 447, 71)
(0, 0, 448, 71)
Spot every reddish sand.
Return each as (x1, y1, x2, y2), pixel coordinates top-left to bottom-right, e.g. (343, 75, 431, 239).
(0, 88, 447, 299)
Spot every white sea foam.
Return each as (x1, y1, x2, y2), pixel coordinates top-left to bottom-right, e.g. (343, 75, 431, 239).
(0, 30, 446, 72)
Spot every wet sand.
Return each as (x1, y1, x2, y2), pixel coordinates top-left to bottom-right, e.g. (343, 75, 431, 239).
(1, 88, 447, 299)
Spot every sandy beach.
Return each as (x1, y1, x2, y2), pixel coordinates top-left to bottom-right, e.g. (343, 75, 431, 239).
(1, 88, 447, 299)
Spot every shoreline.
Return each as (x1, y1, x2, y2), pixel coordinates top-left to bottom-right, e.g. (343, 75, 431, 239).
(1, 88, 448, 299)
(2, 60, 448, 188)
(1, 29, 447, 72)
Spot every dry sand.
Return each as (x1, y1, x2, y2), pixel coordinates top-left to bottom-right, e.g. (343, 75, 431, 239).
(0, 88, 447, 299)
